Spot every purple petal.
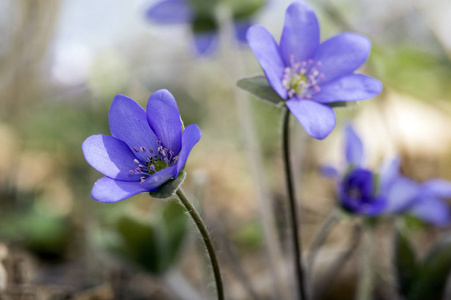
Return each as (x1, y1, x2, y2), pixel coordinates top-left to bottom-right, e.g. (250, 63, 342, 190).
(379, 157, 401, 193)
(91, 177, 149, 203)
(384, 177, 420, 213)
(279, 1, 320, 66)
(109, 94, 160, 162)
(146, 0, 192, 24)
(314, 33, 371, 84)
(320, 165, 339, 178)
(247, 25, 287, 99)
(421, 179, 451, 198)
(361, 196, 387, 216)
(82, 135, 141, 181)
(234, 19, 252, 44)
(410, 197, 450, 227)
(286, 99, 336, 140)
(176, 124, 202, 174)
(344, 124, 364, 166)
(312, 74, 382, 103)
(146, 89, 182, 154)
(193, 31, 218, 55)
(141, 165, 177, 191)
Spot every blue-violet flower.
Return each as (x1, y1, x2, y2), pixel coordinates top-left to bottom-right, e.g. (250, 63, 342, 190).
(324, 124, 451, 226)
(247, 1, 382, 139)
(146, 0, 255, 55)
(82, 89, 201, 202)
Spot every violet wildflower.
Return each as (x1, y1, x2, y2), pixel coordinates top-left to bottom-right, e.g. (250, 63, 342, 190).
(247, 1, 382, 139)
(325, 124, 451, 225)
(383, 159, 451, 227)
(82, 89, 201, 202)
(326, 125, 386, 215)
(146, 0, 260, 55)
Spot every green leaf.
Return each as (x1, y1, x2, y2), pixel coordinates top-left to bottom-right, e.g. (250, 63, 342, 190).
(237, 75, 348, 108)
(227, 0, 265, 20)
(115, 216, 162, 274)
(149, 171, 187, 199)
(237, 76, 285, 106)
(408, 233, 451, 300)
(108, 200, 189, 275)
(394, 226, 418, 297)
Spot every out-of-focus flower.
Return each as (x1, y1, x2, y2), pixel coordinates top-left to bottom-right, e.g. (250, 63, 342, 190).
(383, 160, 451, 227)
(82, 90, 201, 202)
(324, 124, 451, 225)
(247, 1, 382, 139)
(339, 167, 386, 216)
(146, 0, 262, 55)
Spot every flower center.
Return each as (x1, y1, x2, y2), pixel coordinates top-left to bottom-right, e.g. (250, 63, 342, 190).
(282, 56, 324, 99)
(129, 142, 179, 183)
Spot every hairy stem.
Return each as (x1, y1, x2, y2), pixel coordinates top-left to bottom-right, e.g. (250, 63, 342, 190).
(282, 108, 307, 300)
(176, 189, 224, 300)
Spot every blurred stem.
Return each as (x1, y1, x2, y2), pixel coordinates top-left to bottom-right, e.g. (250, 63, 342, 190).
(306, 209, 339, 275)
(164, 270, 203, 300)
(356, 224, 376, 300)
(216, 4, 286, 299)
(315, 224, 361, 299)
(175, 189, 224, 300)
(282, 108, 307, 300)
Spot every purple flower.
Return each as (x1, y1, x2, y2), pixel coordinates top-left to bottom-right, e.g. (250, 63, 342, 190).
(324, 124, 451, 225)
(383, 160, 451, 227)
(247, 1, 382, 139)
(327, 124, 387, 215)
(82, 90, 201, 203)
(146, 0, 254, 55)
(339, 168, 386, 216)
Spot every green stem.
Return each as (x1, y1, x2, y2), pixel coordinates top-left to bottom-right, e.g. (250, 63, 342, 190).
(282, 108, 307, 300)
(356, 224, 375, 300)
(175, 189, 224, 300)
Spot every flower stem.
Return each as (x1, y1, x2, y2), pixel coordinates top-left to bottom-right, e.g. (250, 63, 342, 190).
(282, 108, 307, 300)
(356, 224, 375, 300)
(306, 209, 339, 275)
(175, 189, 224, 300)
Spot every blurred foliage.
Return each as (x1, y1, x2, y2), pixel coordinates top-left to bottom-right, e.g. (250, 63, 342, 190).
(394, 226, 451, 300)
(0, 202, 72, 260)
(373, 46, 451, 101)
(231, 219, 264, 250)
(100, 199, 189, 275)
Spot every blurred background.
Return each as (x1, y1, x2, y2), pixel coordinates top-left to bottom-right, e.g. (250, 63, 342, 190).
(1, 0, 451, 299)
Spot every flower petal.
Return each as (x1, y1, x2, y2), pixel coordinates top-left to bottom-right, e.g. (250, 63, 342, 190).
(361, 196, 387, 216)
(286, 99, 336, 139)
(176, 124, 202, 174)
(91, 177, 149, 203)
(409, 197, 451, 227)
(146, 89, 182, 154)
(379, 157, 401, 193)
(193, 31, 218, 55)
(234, 19, 252, 43)
(344, 124, 364, 166)
(109, 94, 160, 162)
(247, 25, 287, 99)
(314, 33, 371, 84)
(141, 165, 178, 191)
(421, 179, 451, 198)
(82, 135, 141, 181)
(312, 74, 382, 103)
(320, 165, 339, 178)
(146, 0, 192, 24)
(384, 177, 420, 213)
(279, 1, 320, 66)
